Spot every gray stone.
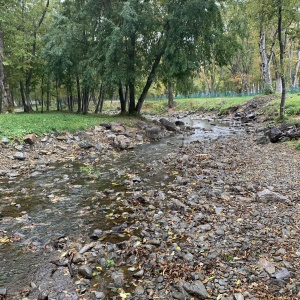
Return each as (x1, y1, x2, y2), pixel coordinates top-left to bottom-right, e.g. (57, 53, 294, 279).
(256, 189, 288, 203)
(145, 126, 161, 140)
(111, 270, 124, 288)
(94, 291, 105, 299)
(0, 170, 7, 176)
(133, 269, 144, 278)
(0, 288, 7, 297)
(160, 118, 178, 132)
(1, 137, 10, 144)
(182, 280, 208, 299)
(274, 268, 291, 280)
(78, 265, 93, 279)
(135, 286, 145, 295)
(183, 252, 194, 262)
(256, 135, 269, 145)
(78, 141, 94, 149)
(113, 135, 131, 150)
(90, 229, 103, 240)
(257, 258, 275, 274)
(73, 253, 85, 264)
(234, 293, 245, 300)
(14, 152, 26, 160)
(268, 127, 282, 143)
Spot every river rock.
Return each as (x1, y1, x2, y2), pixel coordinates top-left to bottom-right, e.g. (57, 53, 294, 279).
(0, 288, 7, 297)
(78, 141, 94, 149)
(133, 269, 144, 278)
(113, 135, 131, 150)
(175, 120, 185, 127)
(14, 152, 26, 160)
(90, 229, 103, 240)
(256, 134, 269, 145)
(256, 189, 288, 202)
(0, 170, 7, 176)
(268, 127, 282, 143)
(145, 126, 161, 140)
(234, 293, 245, 300)
(274, 268, 291, 280)
(111, 270, 124, 288)
(181, 280, 208, 299)
(1, 137, 10, 144)
(73, 253, 85, 264)
(94, 291, 105, 299)
(160, 118, 178, 132)
(23, 134, 37, 145)
(257, 258, 275, 274)
(78, 265, 93, 279)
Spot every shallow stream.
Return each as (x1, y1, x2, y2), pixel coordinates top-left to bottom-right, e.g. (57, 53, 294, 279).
(0, 118, 244, 298)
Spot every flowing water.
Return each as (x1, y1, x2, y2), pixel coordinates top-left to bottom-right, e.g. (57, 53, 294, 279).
(0, 119, 244, 298)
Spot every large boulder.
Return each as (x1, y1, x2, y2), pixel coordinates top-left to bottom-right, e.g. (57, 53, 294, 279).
(145, 126, 162, 140)
(159, 118, 178, 132)
(268, 127, 283, 143)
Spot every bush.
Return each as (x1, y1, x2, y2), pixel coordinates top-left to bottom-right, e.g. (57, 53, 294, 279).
(296, 141, 300, 151)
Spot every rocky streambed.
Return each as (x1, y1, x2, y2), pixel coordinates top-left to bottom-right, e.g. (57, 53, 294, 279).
(0, 113, 299, 300)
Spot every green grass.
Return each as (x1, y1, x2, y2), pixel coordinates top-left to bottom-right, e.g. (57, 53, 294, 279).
(261, 93, 300, 122)
(141, 96, 253, 115)
(0, 111, 141, 139)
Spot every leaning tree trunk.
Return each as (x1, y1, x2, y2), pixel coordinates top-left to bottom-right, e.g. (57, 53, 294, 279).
(0, 28, 13, 113)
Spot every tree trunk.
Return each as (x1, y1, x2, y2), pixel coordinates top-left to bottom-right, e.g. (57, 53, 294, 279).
(20, 81, 30, 112)
(82, 86, 89, 114)
(167, 81, 174, 108)
(293, 45, 300, 88)
(135, 47, 165, 114)
(76, 76, 81, 113)
(41, 74, 44, 113)
(118, 82, 126, 113)
(259, 29, 274, 93)
(46, 78, 50, 111)
(278, 0, 286, 120)
(95, 83, 104, 114)
(0, 28, 13, 113)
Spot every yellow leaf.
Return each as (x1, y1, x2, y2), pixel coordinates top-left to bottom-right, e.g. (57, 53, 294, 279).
(0, 236, 10, 243)
(96, 266, 102, 271)
(176, 246, 181, 251)
(236, 279, 241, 285)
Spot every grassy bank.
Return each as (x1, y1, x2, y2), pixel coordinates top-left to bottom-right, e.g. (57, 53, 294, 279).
(142, 96, 253, 115)
(1, 94, 299, 149)
(0, 112, 140, 139)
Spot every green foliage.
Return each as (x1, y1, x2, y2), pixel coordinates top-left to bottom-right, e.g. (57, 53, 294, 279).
(106, 259, 115, 268)
(263, 87, 274, 95)
(296, 142, 300, 151)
